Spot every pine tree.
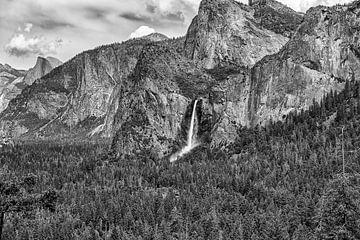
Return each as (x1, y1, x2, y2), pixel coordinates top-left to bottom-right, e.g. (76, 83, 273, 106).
(315, 175, 360, 239)
(0, 175, 57, 240)
(169, 206, 183, 237)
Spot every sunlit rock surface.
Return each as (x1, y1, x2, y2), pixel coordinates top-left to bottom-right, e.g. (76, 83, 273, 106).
(249, 2, 360, 126)
(2, 0, 360, 161)
(184, 0, 288, 69)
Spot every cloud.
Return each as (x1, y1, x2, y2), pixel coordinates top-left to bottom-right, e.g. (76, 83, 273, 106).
(5, 34, 63, 57)
(84, 7, 111, 20)
(299, 0, 352, 12)
(24, 23, 33, 32)
(120, 12, 152, 22)
(119, 0, 195, 26)
(0, 0, 354, 69)
(37, 18, 73, 30)
(129, 26, 155, 39)
(144, 0, 192, 21)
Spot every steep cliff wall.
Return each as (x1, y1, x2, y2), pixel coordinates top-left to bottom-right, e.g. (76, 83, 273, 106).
(0, 38, 162, 138)
(24, 57, 62, 85)
(184, 0, 288, 69)
(249, 2, 360, 126)
(3, 0, 360, 162)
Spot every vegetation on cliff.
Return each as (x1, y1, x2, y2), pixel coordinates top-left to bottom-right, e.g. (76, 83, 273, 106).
(1, 80, 359, 239)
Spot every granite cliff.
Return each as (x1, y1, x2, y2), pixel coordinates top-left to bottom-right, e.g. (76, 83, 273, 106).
(0, 36, 168, 138)
(111, 0, 298, 157)
(2, 0, 360, 161)
(249, 1, 360, 126)
(0, 64, 26, 114)
(24, 56, 62, 85)
(184, 0, 288, 69)
(0, 57, 62, 116)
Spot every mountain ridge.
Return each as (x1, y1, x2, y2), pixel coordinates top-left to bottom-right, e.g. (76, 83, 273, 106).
(1, 0, 360, 161)
(0, 56, 62, 115)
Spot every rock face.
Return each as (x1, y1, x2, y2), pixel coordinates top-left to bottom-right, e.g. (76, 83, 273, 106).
(184, 0, 288, 69)
(139, 33, 169, 42)
(111, 0, 294, 158)
(0, 36, 170, 138)
(252, 0, 304, 37)
(0, 64, 26, 114)
(0, 57, 62, 116)
(248, 2, 360, 126)
(2, 0, 360, 161)
(110, 38, 225, 158)
(24, 57, 62, 85)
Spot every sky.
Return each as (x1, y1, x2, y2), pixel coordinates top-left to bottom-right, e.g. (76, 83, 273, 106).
(0, 0, 353, 69)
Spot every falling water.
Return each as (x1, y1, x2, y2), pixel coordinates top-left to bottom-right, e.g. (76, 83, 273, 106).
(170, 99, 199, 162)
(187, 99, 198, 148)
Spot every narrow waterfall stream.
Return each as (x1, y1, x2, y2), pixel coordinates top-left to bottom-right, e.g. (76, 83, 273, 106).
(170, 100, 199, 162)
(186, 99, 198, 148)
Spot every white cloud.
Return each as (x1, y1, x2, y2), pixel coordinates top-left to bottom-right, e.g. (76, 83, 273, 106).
(129, 26, 156, 39)
(5, 34, 63, 57)
(0, 0, 355, 69)
(299, 0, 352, 12)
(24, 23, 33, 32)
(235, 0, 352, 12)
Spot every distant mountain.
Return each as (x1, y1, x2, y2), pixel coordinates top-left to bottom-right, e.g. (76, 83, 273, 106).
(0, 56, 62, 130)
(24, 56, 63, 85)
(252, 0, 303, 37)
(0, 64, 26, 113)
(0, 36, 175, 138)
(112, 0, 360, 158)
(249, 1, 360, 125)
(184, 0, 288, 69)
(2, 0, 360, 162)
(139, 33, 169, 42)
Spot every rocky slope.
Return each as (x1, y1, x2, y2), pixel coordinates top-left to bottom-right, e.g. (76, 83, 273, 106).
(2, 0, 360, 161)
(0, 64, 26, 113)
(184, 0, 289, 69)
(111, 0, 360, 158)
(24, 56, 62, 85)
(0, 36, 170, 138)
(0, 57, 62, 116)
(249, 1, 360, 126)
(252, 0, 304, 37)
(110, 0, 303, 158)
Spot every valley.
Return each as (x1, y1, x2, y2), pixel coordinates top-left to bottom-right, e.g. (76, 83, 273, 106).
(0, 0, 360, 239)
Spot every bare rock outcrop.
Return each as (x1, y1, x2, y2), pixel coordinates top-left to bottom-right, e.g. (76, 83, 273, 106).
(184, 0, 288, 69)
(252, 0, 304, 37)
(249, 1, 360, 126)
(24, 57, 63, 85)
(0, 57, 62, 116)
(3, 0, 360, 162)
(111, 42, 211, 158)
(0, 37, 162, 138)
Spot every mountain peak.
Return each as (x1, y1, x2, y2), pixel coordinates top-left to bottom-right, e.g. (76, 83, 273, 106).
(199, 0, 246, 11)
(3, 64, 12, 70)
(35, 56, 47, 63)
(251, 0, 303, 37)
(45, 56, 63, 68)
(249, 0, 266, 6)
(185, 0, 288, 69)
(23, 56, 62, 85)
(139, 33, 169, 42)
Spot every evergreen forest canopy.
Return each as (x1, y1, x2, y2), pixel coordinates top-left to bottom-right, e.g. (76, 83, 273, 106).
(0, 79, 359, 239)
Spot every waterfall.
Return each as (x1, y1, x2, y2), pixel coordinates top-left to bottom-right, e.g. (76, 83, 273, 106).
(187, 99, 198, 148)
(170, 100, 199, 162)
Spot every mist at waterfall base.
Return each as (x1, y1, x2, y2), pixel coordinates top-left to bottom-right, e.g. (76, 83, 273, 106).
(170, 100, 199, 163)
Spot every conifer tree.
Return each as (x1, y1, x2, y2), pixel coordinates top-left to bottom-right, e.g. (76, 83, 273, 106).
(0, 175, 57, 240)
(315, 175, 360, 239)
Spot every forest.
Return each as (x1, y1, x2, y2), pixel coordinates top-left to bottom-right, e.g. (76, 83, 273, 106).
(0, 80, 360, 239)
